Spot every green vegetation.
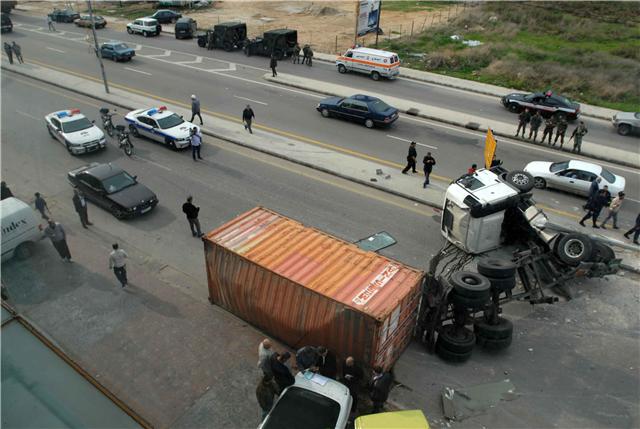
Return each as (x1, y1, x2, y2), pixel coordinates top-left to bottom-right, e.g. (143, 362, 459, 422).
(380, 1, 640, 111)
(382, 1, 455, 13)
(90, 3, 156, 20)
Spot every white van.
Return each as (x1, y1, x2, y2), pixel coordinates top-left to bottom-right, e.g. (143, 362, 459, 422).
(336, 47, 400, 81)
(1, 197, 43, 261)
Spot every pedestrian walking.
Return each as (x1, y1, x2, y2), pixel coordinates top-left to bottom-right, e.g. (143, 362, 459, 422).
(292, 43, 301, 64)
(468, 163, 477, 174)
(270, 352, 295, 392)
(109, 243, 128, 288)
(600, 192, 625, 229)
(242, 104, 255, 134)
(528, 111, 543, 142)
(190, 94, 203, 125)
(306, 46, 313, 66)
(1, 181, 13, 200)
(47, 14, 56, 31)
(341, 356, 363, 413)
(269, 54, 277, 77)
(579, 189, 609, 228)
(302, 45, 309, 65)
(258, 339, 274, 375)
(515, 108, 531, 137)
(316, 346, 338, 379)
(570, 121, 588, 153)
(422, 152, 436, 188)
(401, 141, 418, 174)
(11, 41, 23, 64)
(34, 192, 50, 220)
(43, 220, 72, 262)
(190, 127, 203, 161)
(72, 189, 92, 228)
(369, 366, 393, 414)
(256, 373, 279, 421)
(553, 117, 568, 147)
(3, 42, 13, 65)
(623, 213, 640, 245)
(541, 116, 556, 145)
(181, 196, 203, 237)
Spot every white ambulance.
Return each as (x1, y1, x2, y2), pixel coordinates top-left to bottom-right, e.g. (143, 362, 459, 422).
(1, 197, 43, 261)
(336, 47, 400, 81)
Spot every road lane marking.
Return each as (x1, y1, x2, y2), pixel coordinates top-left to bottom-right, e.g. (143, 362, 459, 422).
(124, 67, 152, 76)
(141, 49, 172, 58)
(175, 56, 203, 64)
(387, 135, 438, 150)
(16, 110, 40, 120)
(46, 47, 66, 53)
(234, 95, 268, 106)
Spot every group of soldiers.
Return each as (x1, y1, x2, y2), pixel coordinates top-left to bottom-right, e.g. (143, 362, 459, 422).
(291, 42, 313, 66)
(3, 41, 23, 65)
(516, 108, 588, 153)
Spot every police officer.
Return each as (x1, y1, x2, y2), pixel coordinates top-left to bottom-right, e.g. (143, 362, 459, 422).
(570, 121, 588, 153)
(541, 116, 556, 145)
(528, 111, 543, 142)
(515, 108, 531, 137)
(553, 117, 568, 147)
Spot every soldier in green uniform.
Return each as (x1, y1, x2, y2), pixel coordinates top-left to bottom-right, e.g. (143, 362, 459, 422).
(553, 117, 568, 147)
(541, 116, 556, 145)
(528, 111, 543, 142)
(570, 121, 588, 153)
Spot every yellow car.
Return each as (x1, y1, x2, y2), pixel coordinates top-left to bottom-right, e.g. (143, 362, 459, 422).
(355, 410, 430, 429)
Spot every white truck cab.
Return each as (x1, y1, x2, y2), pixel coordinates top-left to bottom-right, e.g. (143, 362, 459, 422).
(336, 47, 400, 81)
(1, 197, 43, 261)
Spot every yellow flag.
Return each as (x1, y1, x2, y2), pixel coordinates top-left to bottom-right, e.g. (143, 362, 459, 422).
(484, 128, 497, 168)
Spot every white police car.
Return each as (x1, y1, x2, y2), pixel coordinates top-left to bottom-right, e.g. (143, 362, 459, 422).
(45, 108, 107, 155)
(125, 106, 196, 150)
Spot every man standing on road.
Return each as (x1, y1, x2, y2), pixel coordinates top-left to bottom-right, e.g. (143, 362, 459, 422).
(369, 366, 393, 413)
(301, 45, 309, 65)
(43, 220, 72, 262)
(1, 181, 13, 200)
(341, 357, 363, 413)
(292, 43, 301, 64)
(34, 192, 50, 220)
(11, 42, 23, 64)
(182, 196, 203, 237)
(541, 116, 556, 145)
(306, 46, 313, 66)
(243, 104, 255, 134)
(601, 191, 624, 229)
(580, 189, 608, 228)
(316, 346, 338, 379)
(109, 243, 128, 288)
(3, 42, 13, 65)
(401, 141, 418, 174)
(528, 111, 543, 142)
(190, 127, 203, 161)
(623, 213, 640, 245)
(570, 121, 588, 153)
(553, 117, 568, 147)
(190, 94, 203, 125)
(270, 54, 278, 77)
(72, 189, 92, 228)
(422, 152, 436, 188)
(47, 15, 56, 32)
(515, 108, 531, 137)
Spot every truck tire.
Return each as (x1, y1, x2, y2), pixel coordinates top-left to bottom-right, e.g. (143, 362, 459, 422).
(477, 259, 517, 279)
(448, 290, 489, 310)
(436, 342, 473, 362)
(589, 242, 615, 263)
(474, 317, 513, 340)
(487, 275, 516, 292)
(127, 27, 133, 34)
(371, 71, 381, 81)
(437, 325, 475, 353)
(476, 335, 512, 351)
(450, 271, 490, 298)
(197, 37, 206, 48)
(505, 170, 535, 193)
(556, 233, 592, 266)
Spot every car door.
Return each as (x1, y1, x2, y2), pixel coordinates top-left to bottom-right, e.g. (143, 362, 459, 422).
(551, 169, 580, 192)
(101, 45, 112, 59)
(76, 174, 103, 207)
(49, 117, 65, 144)
(572, 171, 598, 196)
(145, 118, 163, 142)
(349, 100, 369, 124)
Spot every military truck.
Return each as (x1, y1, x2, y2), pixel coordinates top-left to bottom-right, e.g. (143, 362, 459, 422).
(243, 29, 297, 60)
(196, 21, 246, 51)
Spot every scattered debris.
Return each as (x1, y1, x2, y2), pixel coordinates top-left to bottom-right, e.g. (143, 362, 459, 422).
(441, 379, 518, 421)
(462, 40, 483, 47)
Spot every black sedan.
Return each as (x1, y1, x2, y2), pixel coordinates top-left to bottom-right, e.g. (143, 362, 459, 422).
(68, 163, 158, 219)
(316, 94, 399, 128)
(150, 9, 182, 24)
(501, 91, 581, 121)
(49, 9, 80, 23)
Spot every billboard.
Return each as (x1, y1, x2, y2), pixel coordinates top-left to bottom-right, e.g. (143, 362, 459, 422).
(356, 0, 381, 37)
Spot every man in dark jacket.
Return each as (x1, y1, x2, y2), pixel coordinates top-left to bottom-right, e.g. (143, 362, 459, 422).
(570, 121, 588, 153)
(586, 177, 602, 208)
(190, 94, 203, 125)
(422, 152, 436, 188)
(302, 45, 309, 65)
(515, 108, 531, 137)
(341, 356, 363, 412)
(296, 345, 319, 371)
(528, 111, 543, 142)
(256, 373, 279, 420)
(580, 189, 609, 228)
(3, 42, 13, 65)
(242, 104, 255, 134)
(270, 352, 295, 392)
(553, 117, 568, 147)
(72, 189, 92, 228)
(182, 196, 203, 237)
(369, 366, 392, 413)
(270, 55, 277, 77)
(623, 213, 640, 245)
(316, 346, 337, 379)
(292, 43, 301, 64)
(402, 141, 418, 174)
(1, 181, 13, 200)
(541, 116, 556, 145)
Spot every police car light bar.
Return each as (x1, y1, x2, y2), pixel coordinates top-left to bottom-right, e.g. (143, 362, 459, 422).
(70, 108, 81, 115)
(55, 111, 70, 118)
(158, 106, 167, 112)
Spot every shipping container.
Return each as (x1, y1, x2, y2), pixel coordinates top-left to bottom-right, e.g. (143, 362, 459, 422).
(204, 207, 424, 369)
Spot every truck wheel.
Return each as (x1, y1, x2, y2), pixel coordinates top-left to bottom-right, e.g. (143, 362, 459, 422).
(321, 108, 330, 118)
(338, 64, 347, 74)
(486, 275, 516, 292)
(127, 27, 133, 34)
(448, 290, 489, 310)
(371, 71, 381, 81)
(589, 242, 615, 263)
(223, 42, 233, 52)
(505, 170, 535, 193)
(556, 233, 593, 266)
(477, 259, 516, 279)
(15, 242, 32, 260)
(197, 37, 206, 48)
(534, 177, 547, 189)
(476, 335, 512, 351)
(474, 317, 513, 340)
(364, 119, 374, 129)
(617, 124, 631, 136)
(128, 124, 139, 137)
(437, 325, 475, 354)
(450, 271, 490, 298)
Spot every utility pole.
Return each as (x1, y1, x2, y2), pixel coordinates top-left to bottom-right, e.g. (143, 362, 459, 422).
(87, 0, 109, 93)
(375, 0, 382, 48)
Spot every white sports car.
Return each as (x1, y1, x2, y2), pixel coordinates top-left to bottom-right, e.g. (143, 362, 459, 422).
(524, 160, 626, 197)
(45, 109, 107, 155)
(125, 106, 197, 150)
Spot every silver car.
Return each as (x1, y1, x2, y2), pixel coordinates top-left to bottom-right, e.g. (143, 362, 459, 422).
(524, 160, 626, 197)
(612, 112, 640, 136)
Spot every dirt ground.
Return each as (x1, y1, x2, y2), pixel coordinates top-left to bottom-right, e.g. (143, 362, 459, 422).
(17, 1, 457, 54)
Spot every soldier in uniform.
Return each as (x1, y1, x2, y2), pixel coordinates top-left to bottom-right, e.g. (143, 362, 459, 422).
(206, 30, 215, 50)
(306, 45, 313, 66)
(528, 111, 543, 142)
(292, 43, 301, 64)
(553, 117, 568, 147)
(515, 108, 531, 137)
(541, 116, 556, 145)
(301, 44, 309, 65)
(570, 121, 588, 153)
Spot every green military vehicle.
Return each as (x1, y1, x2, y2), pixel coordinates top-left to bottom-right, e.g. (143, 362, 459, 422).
(197, 21, 247, 51)
(243, 29, 297, 60)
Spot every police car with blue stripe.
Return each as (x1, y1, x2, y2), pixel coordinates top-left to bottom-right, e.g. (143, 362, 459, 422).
(45, 108, 107, 155)
(125, 106, 197, 150)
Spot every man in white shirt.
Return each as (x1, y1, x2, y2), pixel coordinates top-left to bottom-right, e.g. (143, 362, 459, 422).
(190, 127, 203, 161)
(257, 339, 274, 375)
(109, 243, 128, 288)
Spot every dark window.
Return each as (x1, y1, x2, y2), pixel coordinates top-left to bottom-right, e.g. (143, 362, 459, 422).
(50, 118, 61, 129)
(600, 168, 615, 183)
(550, 161, 569, 173)
(574, 170, 597, 182)
(345, 51, 353, 58)
(137, 117, 153, 127)
(262, 387, 340, 429)
(369, 100, 392, 113)
(157, 114, 183, 129)
(61, 117, 93, 133)
(102, 172, 136, 194)
(80, 174, 102, 190)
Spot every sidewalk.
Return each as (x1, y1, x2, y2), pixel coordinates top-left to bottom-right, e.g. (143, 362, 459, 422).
(3, 59, 637, 270)
(264, 72, 639, 169)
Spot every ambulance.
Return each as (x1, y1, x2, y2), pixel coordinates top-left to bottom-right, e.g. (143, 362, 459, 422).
(336, 47, 400, 81)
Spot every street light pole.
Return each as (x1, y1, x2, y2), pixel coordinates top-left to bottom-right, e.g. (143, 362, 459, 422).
(87, 0, 109, 93)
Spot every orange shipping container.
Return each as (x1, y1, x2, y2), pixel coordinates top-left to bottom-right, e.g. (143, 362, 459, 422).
(203, 207, 424, 369)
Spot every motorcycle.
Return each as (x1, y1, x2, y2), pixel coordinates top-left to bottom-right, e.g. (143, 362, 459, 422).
(100, 107, 116, 137)
(115, 125, 134, 157)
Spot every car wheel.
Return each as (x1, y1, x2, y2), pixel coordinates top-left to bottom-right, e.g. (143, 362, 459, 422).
(143, 31, 149, 37)
(129, 124, 139, 137)
(505, 170, 535, 193)
(338, 64, 347, 74)
(556, 233, 593, 266)
(14, 242, 32, 260)
(371, 71, 380, 81)
(127, 27, 133, 34)
(507, 103, 520, 113)
(533, 177, 546, 189)
(111, 205, 126, 219)
(321, 108, 330, 118)
(364, 119, 374, 129)
(168, 139, 177, 150)
(65, 141, 73, 154)
(617, 124, 631, 136)
(553, 112, 567, 122)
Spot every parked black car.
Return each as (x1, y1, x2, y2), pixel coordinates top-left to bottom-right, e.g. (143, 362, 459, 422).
(174, 17, 197, 39)
(244, 29, 297, 60)
(501, 91, 581, 121)
(1, 13, 12, 33)
(197, 21, 247, 51)
(100, 41, 136, 62)
(150, 9, 182, 24)
(49, 8, 80, 23)
(68, 163, 158, 219)
(316, 94, 399, 129)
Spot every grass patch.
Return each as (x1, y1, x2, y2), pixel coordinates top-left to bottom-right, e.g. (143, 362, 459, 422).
(379, 1, 640, 111)
(382, 1, 455, 13)
(89, 3, 155, 21)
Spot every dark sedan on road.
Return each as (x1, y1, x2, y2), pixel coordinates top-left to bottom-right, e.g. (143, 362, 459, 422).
(49, 9, 80, 23)
(100, 41, 135, 62)
(68, 162, 158, 219)
(501, 91, 581, 121)
(150, 9, 182, 24)
(316, 94, 399, 128)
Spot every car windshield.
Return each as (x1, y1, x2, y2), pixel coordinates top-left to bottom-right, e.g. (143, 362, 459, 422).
(369, 99, 393, 113)
(634, 112, 640, 119)
(157, 114, 184, 129)
(61, 117, 93, 133)
(262, 387, 340, 429)
(550, 161, 569, 172)
(600, 168, 616, 183)
(555, 95, 573, 106)
(102, 171, 136, 194)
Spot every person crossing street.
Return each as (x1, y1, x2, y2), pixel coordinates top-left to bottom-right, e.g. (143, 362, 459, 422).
(3, 42, 13, 65)
(242, 104, 255, 134)
(401, 142, 418, 174)
(43, 220, 72, 262)
(600, 192, 624, 229)
(190, 94, 203, 125)
(47, 14, 56, 31)
(623, 213, 640, 245)
(72, 189, 92, 228)
(109, 243, 129, 288)
(422, 152, 436, 188)
(182, 196, 203, 237)
(34, 192, 50, 220)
